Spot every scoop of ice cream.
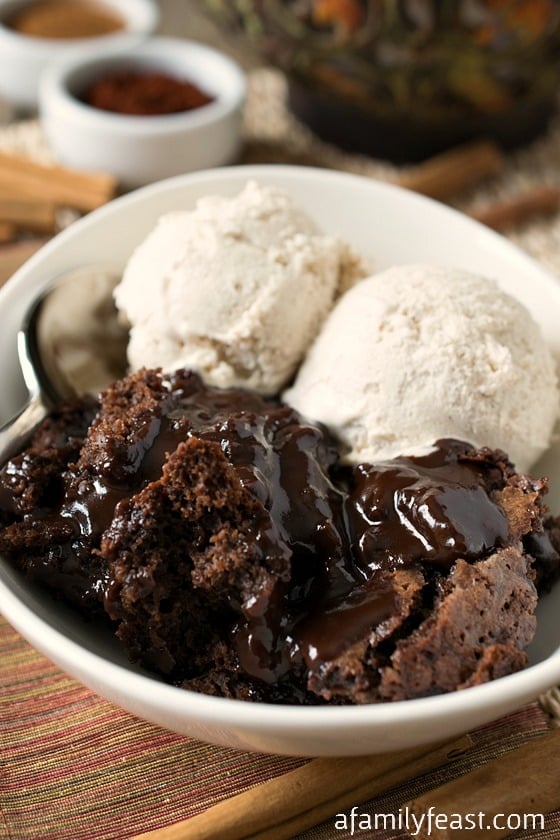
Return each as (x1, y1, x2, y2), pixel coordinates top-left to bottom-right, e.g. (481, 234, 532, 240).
(114, 180, 366, 395)
(283, 264, 559, 472)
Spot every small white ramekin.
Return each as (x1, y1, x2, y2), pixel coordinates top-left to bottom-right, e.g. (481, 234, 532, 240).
(0, 0, 159, 111)
(39, 37, 247, 190)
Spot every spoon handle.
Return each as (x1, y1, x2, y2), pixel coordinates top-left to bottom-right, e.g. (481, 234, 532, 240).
(0, 393, 49, 463)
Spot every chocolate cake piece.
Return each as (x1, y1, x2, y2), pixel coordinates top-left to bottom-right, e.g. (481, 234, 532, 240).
(98, 370, 350, 700)
(302, 567, 426, 703)
(102, 436, 293, 687)
(0, 397, 96, 523)
(378, 547, 535, 701)
(299, 442, 550, 704)
(0, 397, 104, 613)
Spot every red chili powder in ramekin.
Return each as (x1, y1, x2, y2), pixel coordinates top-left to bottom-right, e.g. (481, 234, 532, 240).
(82, 69, 215, 116)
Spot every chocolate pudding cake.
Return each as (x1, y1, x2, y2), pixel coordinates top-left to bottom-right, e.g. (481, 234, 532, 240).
(0, 368, 558, 704)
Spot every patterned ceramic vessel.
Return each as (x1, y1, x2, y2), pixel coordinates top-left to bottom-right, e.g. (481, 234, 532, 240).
(198, 0, 560, 160)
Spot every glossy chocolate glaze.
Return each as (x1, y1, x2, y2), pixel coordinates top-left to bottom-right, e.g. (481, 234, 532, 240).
(0, 372, 517, 688)
(344, 442, 510, 573)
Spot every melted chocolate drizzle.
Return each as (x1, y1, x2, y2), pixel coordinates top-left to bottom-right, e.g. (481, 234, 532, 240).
(344, 443, 510, 574)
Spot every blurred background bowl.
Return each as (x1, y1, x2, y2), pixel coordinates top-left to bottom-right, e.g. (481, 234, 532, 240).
(196, 0, 560, 161)
(39, 36, 246, 190)
(0, 0, 159, 111)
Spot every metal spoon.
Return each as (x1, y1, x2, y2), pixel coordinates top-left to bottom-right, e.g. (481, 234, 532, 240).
(0, 266, 128, 461)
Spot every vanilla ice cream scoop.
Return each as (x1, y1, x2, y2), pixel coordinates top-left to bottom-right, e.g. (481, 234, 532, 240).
(114, 181, 365, 394)
(284, 264, 559, 472)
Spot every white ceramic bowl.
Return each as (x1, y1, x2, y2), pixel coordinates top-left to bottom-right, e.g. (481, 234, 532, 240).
(39, 37, 247, 190)
(1, 165, 560, 757)
(0, 0, 159, 111)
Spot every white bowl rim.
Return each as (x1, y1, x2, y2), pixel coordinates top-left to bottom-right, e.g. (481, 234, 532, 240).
(0, 0, 159, 51)
(39, 36, 247, 133)
(1, 163, 560, 746)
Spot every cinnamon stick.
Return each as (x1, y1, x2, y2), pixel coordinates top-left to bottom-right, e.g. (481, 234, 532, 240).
(0, 197, 57, 235)
(0, 149, 117, 212)
(395, 140, 505, 201)
(403, 728, 560, 840)
(131, 734, 473, 840)
(469, 185, 560, 232)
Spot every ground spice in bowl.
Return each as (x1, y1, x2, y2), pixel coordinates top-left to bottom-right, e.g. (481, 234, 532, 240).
(6, 0, 125, 39)
(82, 69, 214, 116)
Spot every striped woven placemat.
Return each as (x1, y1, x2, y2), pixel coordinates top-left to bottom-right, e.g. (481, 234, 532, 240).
(2, 66, 560, 840)
(1, 613, 558, 840)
